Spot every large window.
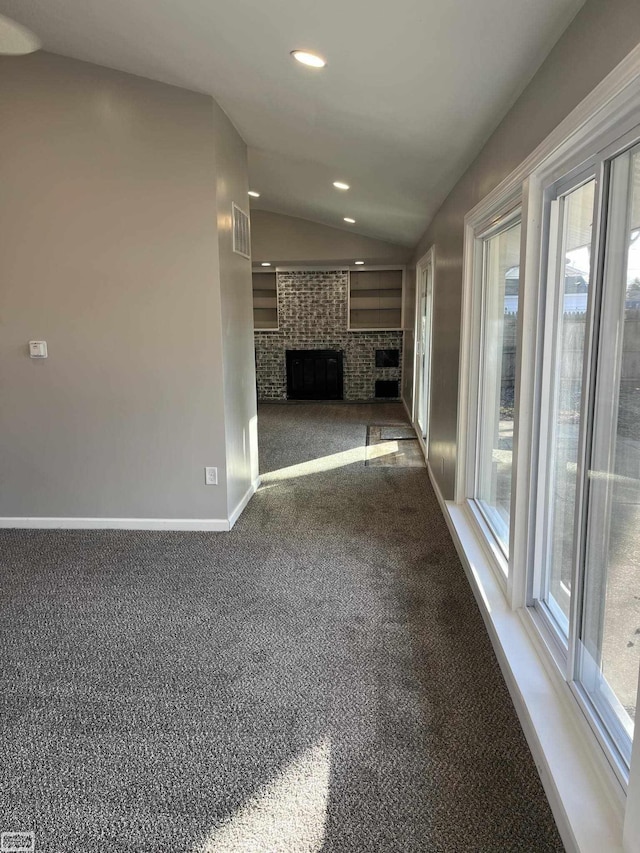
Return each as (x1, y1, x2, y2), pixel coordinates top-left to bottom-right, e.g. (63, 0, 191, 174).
(581, 144, 640, 759)
(533, 142, 640, 774)
(536, 176, 597, 639)
(476, 219, 521, 555)
(456, 58, 640, 848)
(461, 208, 522, 572)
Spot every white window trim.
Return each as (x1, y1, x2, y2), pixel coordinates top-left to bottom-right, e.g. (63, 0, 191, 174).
(411, 247, 435, 454)
(525, 161, 638, 789)
(527, 168, 602, 667)
(523, 98, 640, 795)
(452, 40, 640, 853)
(458, 197, 521, 595)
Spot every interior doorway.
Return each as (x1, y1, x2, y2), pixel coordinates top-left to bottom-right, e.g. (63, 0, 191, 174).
(413, 249, 434, 453)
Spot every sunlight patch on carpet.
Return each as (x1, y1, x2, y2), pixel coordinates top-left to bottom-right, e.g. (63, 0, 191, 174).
(366, 425, 425, 468)
(262, 444, 399, 481)
(196, 737, 331, 853)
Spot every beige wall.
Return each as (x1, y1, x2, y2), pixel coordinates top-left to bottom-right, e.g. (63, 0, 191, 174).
(212, 101, 259, 516)
(251, 209, 411, 265)
(0, 51, 255, 523)
(406, 0, 640, 499)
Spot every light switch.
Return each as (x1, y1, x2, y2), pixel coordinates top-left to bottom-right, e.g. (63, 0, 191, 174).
(29, 341, 48, 358)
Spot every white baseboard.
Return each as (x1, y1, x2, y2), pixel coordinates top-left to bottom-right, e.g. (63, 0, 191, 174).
(403, 402, 431, 470)
(228, 476, 261, 530)
(0, 517, 232, 531)
(0, 478, 262, 533)
(425, 458, 449, 519)
(401, 395, 413, 425)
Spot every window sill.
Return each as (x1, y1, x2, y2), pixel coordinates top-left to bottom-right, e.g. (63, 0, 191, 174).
(430, 480, 625, 852)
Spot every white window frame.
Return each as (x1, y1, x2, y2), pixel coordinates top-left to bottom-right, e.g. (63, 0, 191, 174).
(411, 247, 435, 456)
(523, 125, 640, 794)
(458, 195, 522, 594)
(579, 140, 640, 772)
(451, 42, 640, 853)
(529, 164, 602, 658)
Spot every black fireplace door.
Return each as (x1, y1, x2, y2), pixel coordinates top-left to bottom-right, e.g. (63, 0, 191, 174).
(286, 350, 344, 400)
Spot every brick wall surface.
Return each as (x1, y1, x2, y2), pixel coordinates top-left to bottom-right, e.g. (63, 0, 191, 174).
(254, 270, 403, 400)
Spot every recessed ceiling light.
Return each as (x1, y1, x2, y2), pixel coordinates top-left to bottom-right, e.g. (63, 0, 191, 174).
(291, 50, 327, 69)
(0, 13, 41, 55)
(248, 190, 260, 198)
(344, 217, 356, 224)
(333, 181, 350, 190)
(354, 261, 365, 265)
(261, 262, 271, 267)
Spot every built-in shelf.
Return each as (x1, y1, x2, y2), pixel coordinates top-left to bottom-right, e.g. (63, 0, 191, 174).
(348, 269, 403, 330)
(252, 271, 278, 330)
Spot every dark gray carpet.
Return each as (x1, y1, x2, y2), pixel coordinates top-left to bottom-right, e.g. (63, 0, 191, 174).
(0, 402, 564, 852)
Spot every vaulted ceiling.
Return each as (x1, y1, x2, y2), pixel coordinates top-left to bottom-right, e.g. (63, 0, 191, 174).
(0, 0, 584, 246)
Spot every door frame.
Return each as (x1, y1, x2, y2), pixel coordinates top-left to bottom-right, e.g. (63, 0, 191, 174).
(412, 247, 435, 456)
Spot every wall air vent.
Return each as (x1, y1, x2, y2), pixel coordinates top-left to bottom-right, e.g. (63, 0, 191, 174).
(232, 202, 251, 259)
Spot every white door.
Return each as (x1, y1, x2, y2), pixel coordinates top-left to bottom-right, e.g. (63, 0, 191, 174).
(414, 254, 434, 447)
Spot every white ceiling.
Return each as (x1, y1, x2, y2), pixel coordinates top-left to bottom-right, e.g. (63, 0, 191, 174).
(0, 0, 584, 246)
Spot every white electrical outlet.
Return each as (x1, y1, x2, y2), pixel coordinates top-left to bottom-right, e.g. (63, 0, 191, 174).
(29, 341, 48, 358)
(204, 467, 218, 485)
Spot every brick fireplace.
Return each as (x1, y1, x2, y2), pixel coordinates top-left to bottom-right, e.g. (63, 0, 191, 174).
(254, 270, 402, 400)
